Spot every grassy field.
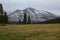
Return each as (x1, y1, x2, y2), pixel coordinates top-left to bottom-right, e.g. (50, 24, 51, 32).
(0, 24, 60, 40)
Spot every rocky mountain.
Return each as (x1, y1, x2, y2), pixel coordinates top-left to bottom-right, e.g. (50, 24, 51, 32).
(8, 7, 57, 23)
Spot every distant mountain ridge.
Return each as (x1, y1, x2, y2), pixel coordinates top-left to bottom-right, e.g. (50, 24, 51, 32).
(8, 7, 57, 23)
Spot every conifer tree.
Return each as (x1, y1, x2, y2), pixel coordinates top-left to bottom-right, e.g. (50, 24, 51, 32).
(0, 3, 4, 24)
(19, 19, 21, 24)
(4, 12, 8, 23)
(28, 16, 31, 24)
(23, 12, 27, 24)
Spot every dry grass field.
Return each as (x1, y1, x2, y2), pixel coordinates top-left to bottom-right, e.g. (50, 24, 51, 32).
(0, 24, 60, 40)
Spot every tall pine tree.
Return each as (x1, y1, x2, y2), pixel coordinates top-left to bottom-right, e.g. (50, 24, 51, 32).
(18, 19, 21, 24)
(0, 3, 4, 24)
(4, 11, 8, 23)
(28, 16, 31, 24)
(23, 12, 27, 24)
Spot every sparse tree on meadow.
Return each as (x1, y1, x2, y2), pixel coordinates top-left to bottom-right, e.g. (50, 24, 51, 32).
(28, 16, 31, 24)
(23, 12, 27, 24)
(19, 19, 21, 24)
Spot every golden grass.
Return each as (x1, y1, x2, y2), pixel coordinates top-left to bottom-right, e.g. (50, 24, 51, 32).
(0, 24, 60, 40)
(0, 24, 60, 33)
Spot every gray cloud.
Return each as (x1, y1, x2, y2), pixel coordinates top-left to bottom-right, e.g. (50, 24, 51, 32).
(0, 0, 60, 15)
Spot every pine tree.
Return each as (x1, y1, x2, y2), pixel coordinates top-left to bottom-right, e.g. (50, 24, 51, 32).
(28, 16, 31, 24)
(0, 3, 4, 24)
(4, 12, 8, 23)
(0, 4, 3, 15)
(23, 12, 27, 24)
(19, 19, 21, 24)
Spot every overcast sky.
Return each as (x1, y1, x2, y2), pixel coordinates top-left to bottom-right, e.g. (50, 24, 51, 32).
(0, 0, 60, 15)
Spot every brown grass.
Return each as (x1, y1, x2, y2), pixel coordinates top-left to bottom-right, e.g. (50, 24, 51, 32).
(0, 24, 60, 40)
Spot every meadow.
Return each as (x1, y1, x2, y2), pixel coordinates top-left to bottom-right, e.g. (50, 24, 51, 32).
(0, 24, 60, 40)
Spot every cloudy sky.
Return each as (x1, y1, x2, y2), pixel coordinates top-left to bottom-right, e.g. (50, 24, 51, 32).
(0, 0, 60, 15)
